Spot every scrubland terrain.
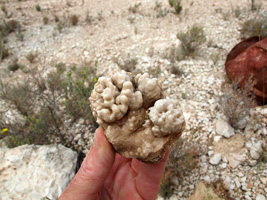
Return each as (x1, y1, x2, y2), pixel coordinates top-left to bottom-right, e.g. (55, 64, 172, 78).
(0, 0, 267, 199)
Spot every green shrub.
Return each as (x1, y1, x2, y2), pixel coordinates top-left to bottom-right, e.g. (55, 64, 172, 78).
(251, 0, 262, 11)
(8, 59, 23, 72)
(36, 4, 41, 12)
(240, 15, 267, 39)
(54, 15, 60, 22)
(219, 77, 256, 129)
(97, 11, 104, 21)
(70, 14, 79, 26)
(171, 65, 183, 76)
(0, 62, 98, 148)
(61, 64, 97, 123)
(1, 5, 12, 18)
(168, 0, 176, 7)
(160, 138, 201, 198)
(233, 7, 242, 18)
(159, 169, 174, 198)
(128, 3, 141, 14)
(174, 0, 182, 14)
(0, 41, 9, 61)
(259, 146, 267, 169)
(5, 20, 20, 33)
(86, 10, 93, 24)
(168, 0, 182, 14)
(114, 55, 138, 73)
(25, 52, 38, 63)
(154, 1, 169, 18)
(43, 16, 49, 24)
(177, 25, 206, 58)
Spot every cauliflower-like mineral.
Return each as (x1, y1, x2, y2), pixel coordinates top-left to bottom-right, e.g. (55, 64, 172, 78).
(90, 70, 185, 163)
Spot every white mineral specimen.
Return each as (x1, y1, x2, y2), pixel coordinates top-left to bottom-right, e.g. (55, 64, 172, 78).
(90, 70, 185, 163)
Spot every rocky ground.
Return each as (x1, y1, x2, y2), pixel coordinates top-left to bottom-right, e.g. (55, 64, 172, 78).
(0, 0, 267, 199)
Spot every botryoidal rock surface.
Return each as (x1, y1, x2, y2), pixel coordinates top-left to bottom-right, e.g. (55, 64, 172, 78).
(0, 144, 77, 200)
(90, 70, 185, 163)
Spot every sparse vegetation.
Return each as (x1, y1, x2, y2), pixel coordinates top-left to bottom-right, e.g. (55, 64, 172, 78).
(8, 58, 23, 72)
(36, 4, 41, 12)
(54, 15, 59, 22)
(127, 16, 135, 24)
(164, 44, 181, 63)
(114, 55, 138, 73)
(171, 65, 183, 76)
(168, 0, 176, 7)
(177, 25, 206, 58)
(219, 77, 257, 129)
(159, 169, 173, 198)
(259, 146, 267, 168)
(169, 0, 182, 14)
(128, 3, 141, 14)
(160, 138, 201, 198)
(97, 11, 104, 21)
(233, 7, 242, 18)
(70, 14, 79, 26)
(0, 62, 98, 148)
(25, 52, 37, 63)
(85, 10, 93, 24)
(251, 0, 262, 11)
(43, 16, 49, 25)
(16, 31, 24, 41)
(164, 45, 184, 75)
(5, 20, 20, 33)
(154, 1, 169, 18)
(207, 180, 234, 200)
(0, 41, 9, 61)
(240, 15, 267, 39)
(147, 65, 161, 78)
(210, 51, 220, 66)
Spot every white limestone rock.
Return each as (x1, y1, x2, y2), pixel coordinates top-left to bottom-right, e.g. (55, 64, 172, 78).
(0, 144, 77, 200)
(215, 118, 235, 138)
(256, 194, 266, 200)
(246, 138, 263, 160)
(209, 153, 222, 165)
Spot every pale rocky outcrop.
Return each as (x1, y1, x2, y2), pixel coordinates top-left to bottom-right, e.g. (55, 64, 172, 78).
(0, 144, 77, 200)
(189, 182, 225, 200)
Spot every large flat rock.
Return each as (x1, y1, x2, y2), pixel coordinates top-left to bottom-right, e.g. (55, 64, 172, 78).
(0, 144, 77, 200)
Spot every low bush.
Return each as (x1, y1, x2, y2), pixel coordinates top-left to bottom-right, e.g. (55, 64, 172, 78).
(168, 0, 182, 15)
(0, 62, 98, 148)
(128, 3, 141, 14)
(5, 20, 20, 33)
(43, 16, 49, 24)
(8, 59, 23, 72)
(171, 65, 183, 76)
(160, 138, 201, 198)
(114, 55, 138, 73)
(70, 14, 79, 26)
(154, 1, 169, 18)
(177, 25, 206, 58)
(240, 15, 267, 39)
(0, 41, 9, 61)
(25, 52, 37, 63)
(36, 4, 41, 12)
(219, 77, 256, 129)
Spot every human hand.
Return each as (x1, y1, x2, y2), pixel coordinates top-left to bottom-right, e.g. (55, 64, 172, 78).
(59, 127, 169, 200)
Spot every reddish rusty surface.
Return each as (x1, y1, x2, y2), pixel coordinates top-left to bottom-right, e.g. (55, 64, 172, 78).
(225, 37, 267, 103)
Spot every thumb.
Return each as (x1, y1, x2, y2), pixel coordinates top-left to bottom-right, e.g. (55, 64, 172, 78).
(59, 128, 115, 200)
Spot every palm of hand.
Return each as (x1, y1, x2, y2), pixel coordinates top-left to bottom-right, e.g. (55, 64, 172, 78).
(100, 153, 168, 200)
